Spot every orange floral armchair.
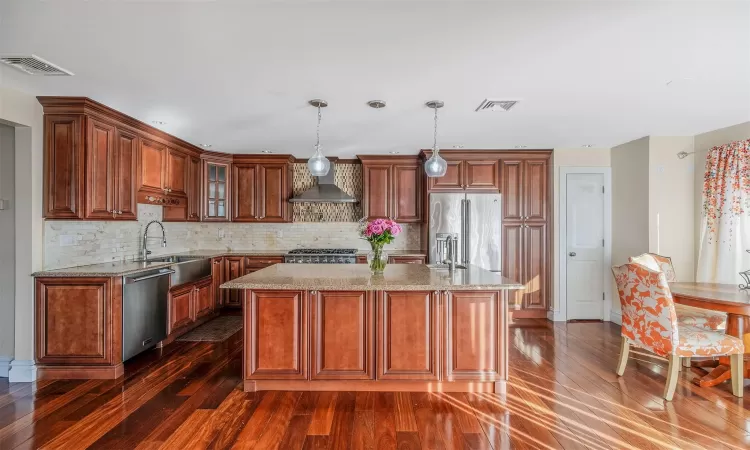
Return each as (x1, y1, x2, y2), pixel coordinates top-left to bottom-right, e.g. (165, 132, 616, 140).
(612, 263, 743, 400)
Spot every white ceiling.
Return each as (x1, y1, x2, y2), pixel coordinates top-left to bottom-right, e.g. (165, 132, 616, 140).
(1, 0, 749, 157)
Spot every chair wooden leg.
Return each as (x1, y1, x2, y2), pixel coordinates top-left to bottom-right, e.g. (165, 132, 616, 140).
(730, 353, 744, 398)
(682, 357, 691, 368)
(616, 336, 630, 376)
(663, 354, 680, 401)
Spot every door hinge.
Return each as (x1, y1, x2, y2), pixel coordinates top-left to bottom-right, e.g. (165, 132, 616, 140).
(602, 292, 605, 301)
(602, 239, 605, 247)
(602, 186, 604, 194)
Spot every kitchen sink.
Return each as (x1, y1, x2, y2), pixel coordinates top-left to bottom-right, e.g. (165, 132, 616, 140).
(426, 264, 468, 270)
(138, 255, 212, 286)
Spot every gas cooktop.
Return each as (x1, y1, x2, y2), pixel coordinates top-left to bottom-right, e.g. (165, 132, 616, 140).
(284, 248, 358, 263)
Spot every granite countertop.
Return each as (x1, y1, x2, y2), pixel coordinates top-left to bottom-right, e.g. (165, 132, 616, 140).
(32, 249, 426, 277)
(220, 263, 522, 291)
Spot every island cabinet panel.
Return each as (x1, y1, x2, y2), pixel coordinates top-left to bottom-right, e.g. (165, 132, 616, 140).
(311, 291, 374, 380)
(444, 291, 505, 381)
(246, 290, 307, 380)
(35, 277, 123, 379)
(44, 114, 84, 219)
(377, 291, 439, 380)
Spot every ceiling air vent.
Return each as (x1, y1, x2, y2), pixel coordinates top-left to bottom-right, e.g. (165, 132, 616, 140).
(0, 55, 73, 76)
(475, 99, 518, 112)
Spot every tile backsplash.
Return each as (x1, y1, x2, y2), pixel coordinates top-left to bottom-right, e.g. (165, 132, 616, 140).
(44, 204, 421, 270)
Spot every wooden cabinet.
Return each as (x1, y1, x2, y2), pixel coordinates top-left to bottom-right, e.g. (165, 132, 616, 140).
(186, 156, 201, 221)
(138, 138, 167, 195)
(35, 277, 120, 366)
(166, 148, 189, 196)
(499, 155, 551, 315)
(168, 275, 216, 336)
(423, 154, 500, 192)
(360, 156, 423, 223)
(444, 291, 505, 381)
(193, 277, 214, 319)
(43, 114, 84, 219)
(232, 157, 292, 223)
(212, 257, 224, 307)
(377, 291, 439, 380)
(113, 128, 138, 220)
(311, 291, 374, 380)
(84, 119, 116, 219)
(224, 256, 245, 307)
(246, 290, 307, 380)
(203, 159, 230, 221)
(388, 255, 426, 264)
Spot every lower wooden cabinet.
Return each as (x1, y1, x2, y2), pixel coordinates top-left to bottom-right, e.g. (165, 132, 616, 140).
(223, 256, 244, 307)
(444, 290, 505, 381)
(167, 275, 216, 337)
(212, 257, 224, 307)
(246, 290, 307, 380)
(311, 291, 374, 380)
(377, 290, 440, 380)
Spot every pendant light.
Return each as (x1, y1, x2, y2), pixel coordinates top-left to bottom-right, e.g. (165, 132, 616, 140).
(307, 99, 331, 177)
(424, 100, 447, 177)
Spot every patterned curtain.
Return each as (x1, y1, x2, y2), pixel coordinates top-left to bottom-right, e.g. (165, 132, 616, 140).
(696, 139, 750, 283)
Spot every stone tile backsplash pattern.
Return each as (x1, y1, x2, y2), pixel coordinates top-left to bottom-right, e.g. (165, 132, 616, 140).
(292, 163, 363, 222)
(44, 204, 421, 270)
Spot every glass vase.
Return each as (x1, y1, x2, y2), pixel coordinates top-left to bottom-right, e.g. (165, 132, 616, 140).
(367, 243, 388, 274)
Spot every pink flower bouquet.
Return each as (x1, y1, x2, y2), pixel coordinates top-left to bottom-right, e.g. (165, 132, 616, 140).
(359, 218, 402, 273)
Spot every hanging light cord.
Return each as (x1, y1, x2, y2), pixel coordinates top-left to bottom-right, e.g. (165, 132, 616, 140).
(316, 105, 322, 150)
(433, 105, 439, 155)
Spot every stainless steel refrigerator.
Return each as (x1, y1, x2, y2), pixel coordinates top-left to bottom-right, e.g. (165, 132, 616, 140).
(428, 193, 502, 272)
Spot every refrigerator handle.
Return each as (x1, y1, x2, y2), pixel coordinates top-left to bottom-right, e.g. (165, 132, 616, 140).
(459, 199, 466, 264)
(464, 199, 471, 264)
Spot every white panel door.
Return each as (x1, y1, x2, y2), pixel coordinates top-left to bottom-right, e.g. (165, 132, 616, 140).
(566, 173, 605, 320)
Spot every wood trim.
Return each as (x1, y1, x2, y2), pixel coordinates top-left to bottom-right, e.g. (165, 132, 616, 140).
(37, 363, 124, 380)
(232, 154, 295, 164)
(38, 97, 203, 156)
(419, 149, 553, 160)
(244, 379, 498, 393)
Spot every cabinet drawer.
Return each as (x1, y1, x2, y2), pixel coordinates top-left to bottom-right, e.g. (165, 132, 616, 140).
(244, 256, 284, 269)
(388, 256, 426, 264)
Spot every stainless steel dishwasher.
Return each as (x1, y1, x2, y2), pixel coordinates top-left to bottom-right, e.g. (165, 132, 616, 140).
(122, 267, 174, 361)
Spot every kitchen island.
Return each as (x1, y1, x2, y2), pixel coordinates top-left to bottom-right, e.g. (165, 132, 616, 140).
(221, 263, 523, 393)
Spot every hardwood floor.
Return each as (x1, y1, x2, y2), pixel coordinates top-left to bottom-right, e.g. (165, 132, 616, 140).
(1, 320, 749, 449)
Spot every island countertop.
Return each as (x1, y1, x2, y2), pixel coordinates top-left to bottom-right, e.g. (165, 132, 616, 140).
(220, 263, 522, 291)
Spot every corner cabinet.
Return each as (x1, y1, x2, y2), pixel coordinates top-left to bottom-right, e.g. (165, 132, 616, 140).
(231, 155, 293, 223)
(360, 155, 423, 223)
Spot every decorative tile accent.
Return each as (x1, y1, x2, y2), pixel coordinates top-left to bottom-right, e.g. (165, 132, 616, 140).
(292, 163, 363, 222)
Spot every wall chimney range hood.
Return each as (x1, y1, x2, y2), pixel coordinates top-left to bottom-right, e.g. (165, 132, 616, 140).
(289, 163, 358, 203)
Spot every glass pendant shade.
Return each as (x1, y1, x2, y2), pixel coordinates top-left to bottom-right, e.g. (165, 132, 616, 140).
(307, 144, 330, 177)
(424, 147, 448, 177)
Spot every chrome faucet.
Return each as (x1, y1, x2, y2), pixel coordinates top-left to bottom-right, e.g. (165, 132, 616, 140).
(142, 220, 167, 261)
(441, 233, 459, 273)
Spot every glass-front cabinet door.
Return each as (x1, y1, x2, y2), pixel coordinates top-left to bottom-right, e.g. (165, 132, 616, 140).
(203, 161, 230, 221)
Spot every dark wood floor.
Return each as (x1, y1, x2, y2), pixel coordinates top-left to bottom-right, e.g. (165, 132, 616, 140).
(1, 320, 749, 450)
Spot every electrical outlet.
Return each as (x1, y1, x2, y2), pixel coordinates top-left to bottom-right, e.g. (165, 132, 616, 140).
(59, 235, 76, 247)
(218, 228, 226, 239)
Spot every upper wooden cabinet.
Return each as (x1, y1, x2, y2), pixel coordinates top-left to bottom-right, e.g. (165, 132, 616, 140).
(202, 156, 231, 222)
(187, 156, 201, 221)
(231, 156, 293, 223)
(500, 156, 549, 222)
(420, 151, 500, 192)
(39, 97, 204, 221)
(360, 156, 423, 223)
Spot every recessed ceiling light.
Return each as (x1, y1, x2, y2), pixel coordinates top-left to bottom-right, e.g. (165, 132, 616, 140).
(261, 150, 273, 154)
(582, 144, 594, 148)
(152, 120, 167, 126)
(452, 145, 465, 149)
(389, 151, 400, 154)
(514, 145, 527, 149)
(200, 144, 212, 148)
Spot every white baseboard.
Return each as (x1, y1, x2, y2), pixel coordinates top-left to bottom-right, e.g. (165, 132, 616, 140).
(610, 311, 622, 325)
(547, 309, 567, 322)
(9, 360, 37, 382)
(0, 356, 11, 378)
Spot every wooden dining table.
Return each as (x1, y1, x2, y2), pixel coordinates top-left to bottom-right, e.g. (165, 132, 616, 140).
(671, 282, 750, 387)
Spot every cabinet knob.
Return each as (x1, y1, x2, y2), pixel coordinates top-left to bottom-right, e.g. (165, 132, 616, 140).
(310, 290, 317, 295)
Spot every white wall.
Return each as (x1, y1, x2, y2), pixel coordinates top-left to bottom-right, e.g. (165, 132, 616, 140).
(648, 136, 695, 281)
(551, 148, 611, 320)
(693, 122, 750, 274)
(611, 137, 650, 318)
(0, 123, 15, 374)
(0, 67, 45, 381)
